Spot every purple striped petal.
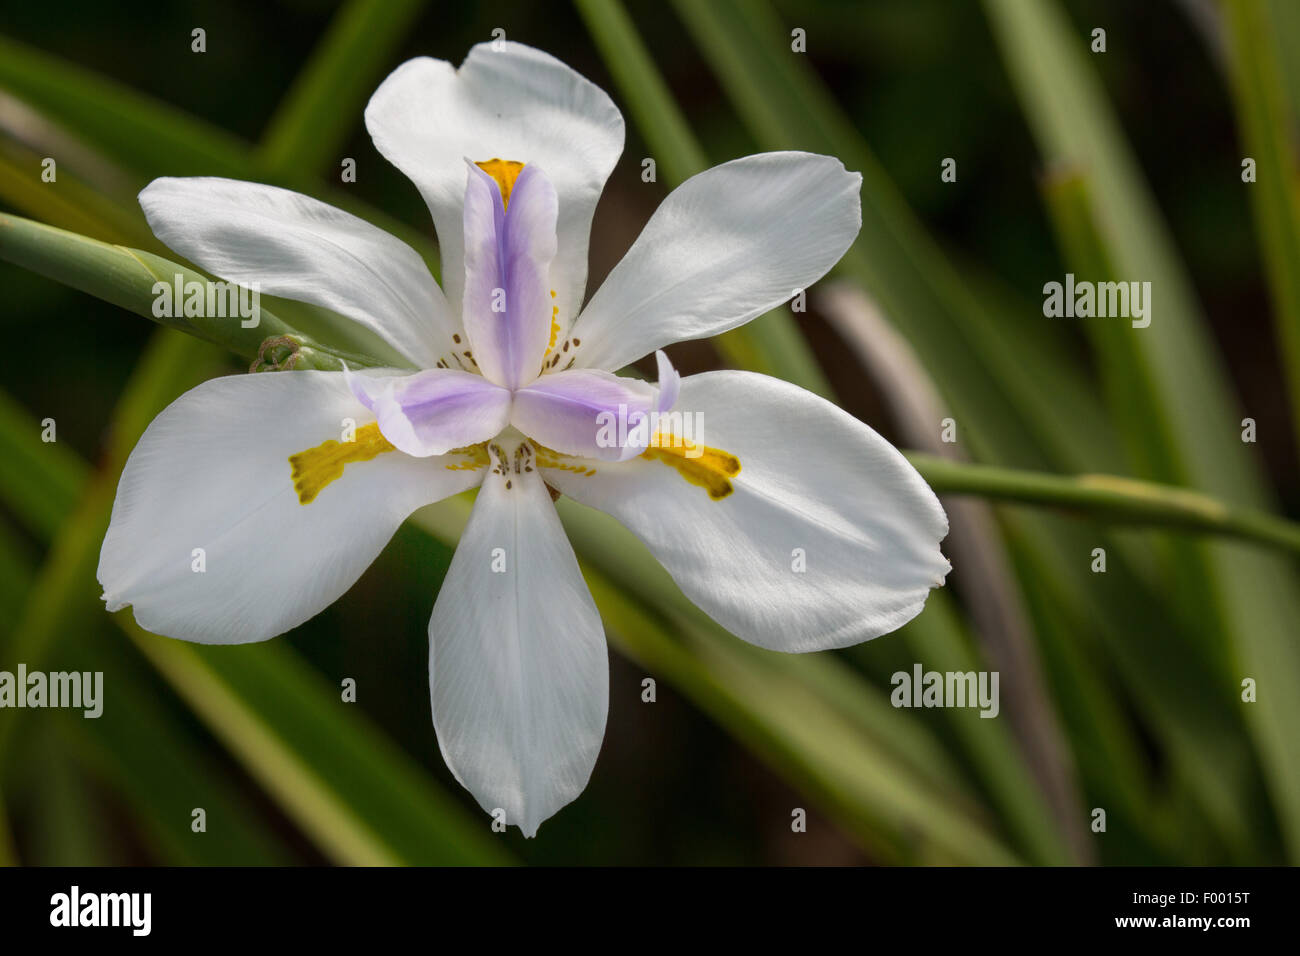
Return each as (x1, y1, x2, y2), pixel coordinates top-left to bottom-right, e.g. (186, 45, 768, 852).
(461, 162, 557, 389)
(345, 366, 511, 457)
(511, 368, 665, 461)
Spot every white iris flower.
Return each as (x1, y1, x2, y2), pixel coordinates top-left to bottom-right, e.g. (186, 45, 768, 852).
(98, 42, 950, 836)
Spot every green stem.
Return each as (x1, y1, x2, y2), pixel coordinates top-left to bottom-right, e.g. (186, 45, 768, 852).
(0, 212, 384, 370)
(911, 453, 1300, 555)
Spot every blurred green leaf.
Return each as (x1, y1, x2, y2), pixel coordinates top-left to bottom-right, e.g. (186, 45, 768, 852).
(258, 0, 427, 180)
(1221, 0, 1300, 452)
(0, 514, 298, 865)
(58, 638, 301, 866)
(987, 0, 1300, 859)
(577, 0, 832, 397)
(0, 32, 440, 272)
(669, 0, 1116, 473)
(0, 33, 250, 181)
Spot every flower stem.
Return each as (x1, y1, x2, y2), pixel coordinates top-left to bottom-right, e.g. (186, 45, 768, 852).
(909, 452, 1300, 555)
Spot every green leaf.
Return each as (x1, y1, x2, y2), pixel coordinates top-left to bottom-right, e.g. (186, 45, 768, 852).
(576, 0, 832, 397)
(668, 0, 1115, 469)
(912, 452, 1300, 554)
(0, 32, 440, 273)
(0, 212, 386, 370)
(1220, 0, 1300, 452)
(55, 637, 301, 865)
(257, 0, 428, 180)
(986, 0, 1300, 859)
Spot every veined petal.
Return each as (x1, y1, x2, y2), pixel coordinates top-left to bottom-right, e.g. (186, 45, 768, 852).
(539, 371, 949, 652)
(461, 162, 557, 389)
(568, 153, 862, 372)
(140, 177, 453, 368)
(429, 440, 607, 837)
(98, 371, 483, 644)
(364, 43, 624, 329)
(511, 368, 661, 462)
(345, 366, 511, 458)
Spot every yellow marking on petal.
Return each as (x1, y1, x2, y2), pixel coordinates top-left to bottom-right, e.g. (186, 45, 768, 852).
(475, 158, 526, 209)
(535, 454, 597, 477)
(641, 433, 741, 500)
(289, 422, 395, 505)
(444, 443, 491, 472)
(545, 289, 560, 357)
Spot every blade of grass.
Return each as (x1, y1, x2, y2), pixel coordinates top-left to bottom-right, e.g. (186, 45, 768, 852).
(1220, 0, 1300, 454)
(575, 0, 832, 397)
(258, 0, 427, 180)
(0, 32, 250, 180)
(0, 32, 440, 271)
(667, 0, 1118, 473)
(986, 0, 1300, 858)
(57, 639, 302, 865)
(0, 525, 299, 864)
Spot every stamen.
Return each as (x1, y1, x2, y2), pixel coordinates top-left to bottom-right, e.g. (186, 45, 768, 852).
(289, 422, 395, 505)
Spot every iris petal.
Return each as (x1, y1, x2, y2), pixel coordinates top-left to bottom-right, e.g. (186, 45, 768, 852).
(461, 163, 558, 389)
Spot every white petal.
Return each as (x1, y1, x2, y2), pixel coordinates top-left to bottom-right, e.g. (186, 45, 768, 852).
(140, 177, 454, 368)
(365, 44, 624, 328)
(98, 371, 482, 644)
(568, 152, 862, 372)
(429, 441, 607, 837)
(539, 372, 949, 652)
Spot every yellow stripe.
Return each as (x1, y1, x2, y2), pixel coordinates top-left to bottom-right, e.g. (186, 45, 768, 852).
(475, 158, 526, 208)
(641, 434, 741, 500)
(289, 422, 395, 505)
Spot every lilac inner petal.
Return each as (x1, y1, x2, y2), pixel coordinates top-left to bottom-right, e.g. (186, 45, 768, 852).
(345, 366, 512, 458)
(654, 349, 681, 413)
(511, 368, 663, 461)
(461, 162, 558, 390)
